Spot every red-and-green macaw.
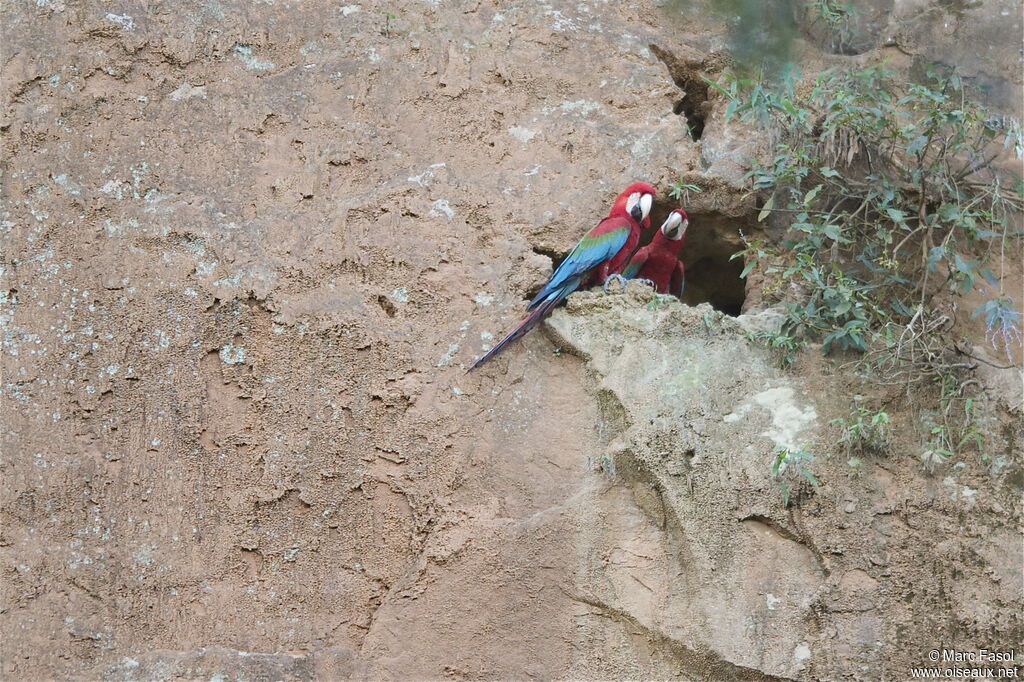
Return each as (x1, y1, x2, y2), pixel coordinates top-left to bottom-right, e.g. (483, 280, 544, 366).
(622, 208, 689, 297)
(468, 181, 656, 371)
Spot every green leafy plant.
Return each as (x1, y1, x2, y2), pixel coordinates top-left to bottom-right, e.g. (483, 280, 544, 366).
(831, 397, 890, 455)
(927, 372, 988, 460)
(708, 63, 1021, 460)
(746, 328, 806, 366)
(732, 234, 773, 281)
(771, 444, 819, 506)
(707, 65, 1022, 356)
(668, 178, 703, 205)
(383, 11, 397, 36)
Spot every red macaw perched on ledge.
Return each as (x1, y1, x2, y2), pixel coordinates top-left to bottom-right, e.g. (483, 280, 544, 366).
(468, 181, 656, 371)
(622, 208, 690, 297)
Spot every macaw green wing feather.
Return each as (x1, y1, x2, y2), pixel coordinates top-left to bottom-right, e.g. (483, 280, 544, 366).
(620, 261, 642, 280)
(621, 247, 648, 281)
(527, 218, 631, 310)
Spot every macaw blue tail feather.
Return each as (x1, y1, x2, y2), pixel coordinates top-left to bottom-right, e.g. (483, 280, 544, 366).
(467, 279, 580, 372)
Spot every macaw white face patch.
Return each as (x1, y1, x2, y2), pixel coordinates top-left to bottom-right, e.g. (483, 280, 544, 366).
(639, 193, 653, 221)
(626, 192, 641, 216)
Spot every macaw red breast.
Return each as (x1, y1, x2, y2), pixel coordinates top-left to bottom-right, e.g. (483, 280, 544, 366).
(626, 230, 686, 296)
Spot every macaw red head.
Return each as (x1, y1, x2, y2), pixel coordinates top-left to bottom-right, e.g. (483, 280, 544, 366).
(660, 209, 690, 241)
(611, 181, 656, 226)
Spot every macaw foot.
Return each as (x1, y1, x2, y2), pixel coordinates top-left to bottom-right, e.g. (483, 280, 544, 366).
(636, 278, 657, 290)
(602, 274, 628, 294)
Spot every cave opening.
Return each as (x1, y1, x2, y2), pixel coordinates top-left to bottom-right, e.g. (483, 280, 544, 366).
(527, 202, 750, 317)
(672, 90, 708, 141)
(643, 200, 749, 317)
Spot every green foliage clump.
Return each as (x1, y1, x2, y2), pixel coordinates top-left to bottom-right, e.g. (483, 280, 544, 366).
(746, 328, 805, 366)
(806, 0, 855, 53)
(668, 177, 703, 205)
(922, 378, 988, 468)
(831, 396, 890, 455)
(713, 64, 1022, 361)
(771, 444, 819, 507)
(709, 63, 1021, 483)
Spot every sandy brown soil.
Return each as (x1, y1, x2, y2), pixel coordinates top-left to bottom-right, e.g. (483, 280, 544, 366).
(1, 0, 1021, 680)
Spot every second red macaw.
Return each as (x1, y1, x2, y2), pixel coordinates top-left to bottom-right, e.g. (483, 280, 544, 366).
(622, 208, 690, 297)
(468, 181, 656, 371)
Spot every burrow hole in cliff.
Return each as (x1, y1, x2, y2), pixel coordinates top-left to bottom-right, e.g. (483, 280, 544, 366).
(644, 199, 749, 316)
(650, 44, 711, 141)
(529, 202, 750, 316)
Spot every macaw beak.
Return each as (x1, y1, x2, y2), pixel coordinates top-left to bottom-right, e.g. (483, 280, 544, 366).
(630, 193, 653, 223)
(660, 211, 689, 240)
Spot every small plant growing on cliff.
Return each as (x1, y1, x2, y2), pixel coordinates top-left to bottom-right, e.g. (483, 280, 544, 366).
(831, 397, 890, 455)
(668, 177, 703, 205)
(974, 296, 1023, 360)
(771, 445, 819, 506)
(807, 0, 855, 53)
(382, 11, 397, 36)
(921, 379, 989, 468)
(746, 328, 805, 366)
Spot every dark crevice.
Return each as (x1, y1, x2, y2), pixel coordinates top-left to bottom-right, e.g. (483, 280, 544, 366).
(645, 197, 748, 316)
(684, 257, 745, 316)
(678, 95, 707, 140)
(376, 295, 396, 317)
(650, 44, 711, 141)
